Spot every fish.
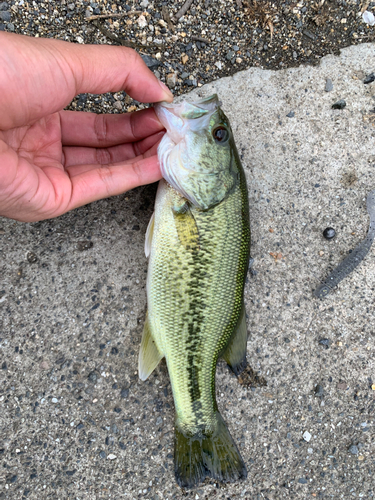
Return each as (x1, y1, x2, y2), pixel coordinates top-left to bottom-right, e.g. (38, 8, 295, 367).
(138, 94, 251, 488)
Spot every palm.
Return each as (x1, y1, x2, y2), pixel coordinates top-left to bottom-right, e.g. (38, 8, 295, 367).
(1, 113, 72, 219)
(0, 32, 172, 222)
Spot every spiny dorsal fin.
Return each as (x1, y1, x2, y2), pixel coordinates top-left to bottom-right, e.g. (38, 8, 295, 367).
(138, 313, 163, 381)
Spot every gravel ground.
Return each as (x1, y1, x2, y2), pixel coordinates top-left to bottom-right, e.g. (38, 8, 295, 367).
(1, 42, 375, 499)
(1, 0, 374, 111)
(1, 2, 375, 500)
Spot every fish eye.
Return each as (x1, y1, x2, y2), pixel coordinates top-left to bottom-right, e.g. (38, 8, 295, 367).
(213, 126, 229, 143)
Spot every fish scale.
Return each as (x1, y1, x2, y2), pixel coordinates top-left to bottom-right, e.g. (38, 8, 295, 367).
(149, 179, 248, 430)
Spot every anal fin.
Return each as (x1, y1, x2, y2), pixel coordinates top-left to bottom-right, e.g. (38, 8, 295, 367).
(222, 303, 248, 376)
(138, 312, 163, 381)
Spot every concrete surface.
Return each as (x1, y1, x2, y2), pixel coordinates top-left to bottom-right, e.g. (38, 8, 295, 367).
(1, 43, 375, 500)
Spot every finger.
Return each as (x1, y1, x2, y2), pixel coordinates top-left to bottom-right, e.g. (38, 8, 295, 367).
(65, 143, 158, 178)
(60, 108, 164, 147)
(63, 132, 163, 168)
(66, 154, 162, 211)
(0, 32, 173, 130)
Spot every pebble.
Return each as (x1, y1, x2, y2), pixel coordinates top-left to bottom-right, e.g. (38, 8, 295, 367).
(141, 55, 160, 69)
(113, 101, 122, 111)
(0, 2, 9, 10)
(323, 227, 335, 239)
(181, 54, 189, 65)
(325, 78, 333, 92)
(107, 454, 117, 460)
(363, 72, 375, 85)
(314, 384, 324, 397)
(348, 445, 359, 455)
(362, 10, 375, 26)
(303, 431, 312, 442)
(27, 252, 38, 263)
(319, 338, 330, 348)
(332, 99, 346, 110)
(0, 10, 10, 21)
(120, 388, 129, 398)
(88, 370, 99, 383)
(137, 15, 147, 28)
(166, 73, 178, 88)
(286, 111, 295, 118)
(77, 241, 93, 251)
(303, 29, 316, 40)
(51, 398, 58, 403)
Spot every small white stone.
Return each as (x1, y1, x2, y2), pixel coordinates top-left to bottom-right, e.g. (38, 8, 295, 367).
(107, 454, 117, 460)
(51, 398, 58, 403)
(214, 61, 223, 70)
(137, 15, 147, 28)
(363, 11, 375, 26)
(303, 430, 312, 442)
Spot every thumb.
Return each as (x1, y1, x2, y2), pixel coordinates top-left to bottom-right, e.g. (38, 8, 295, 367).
(0, 32, 173, 130)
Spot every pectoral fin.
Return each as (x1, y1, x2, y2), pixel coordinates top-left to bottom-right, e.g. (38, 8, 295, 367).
(222, 303, 248, 376)
(144, 212, 155, 258)
(173, 206, 200, 252)
(138, 313, 163, 381)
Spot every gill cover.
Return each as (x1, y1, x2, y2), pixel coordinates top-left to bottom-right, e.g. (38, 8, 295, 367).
(155, 94, 237, 210)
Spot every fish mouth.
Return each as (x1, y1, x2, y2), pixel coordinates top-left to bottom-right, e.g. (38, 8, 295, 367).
(154, 94, 220, 145)
(155, 94, 230, 209)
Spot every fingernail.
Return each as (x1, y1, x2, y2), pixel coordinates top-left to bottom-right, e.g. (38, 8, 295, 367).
(158, 80, 173, 101)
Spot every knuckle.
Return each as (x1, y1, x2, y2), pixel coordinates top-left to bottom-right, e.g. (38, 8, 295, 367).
(93, 114, 107, 144)
(97, 166, 113, 197)
(95, 148, 111, 165)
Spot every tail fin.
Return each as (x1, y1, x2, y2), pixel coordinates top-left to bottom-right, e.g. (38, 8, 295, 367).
(174, 412, 247, 488)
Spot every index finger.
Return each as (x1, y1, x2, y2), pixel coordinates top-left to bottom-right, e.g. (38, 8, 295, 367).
(60, 108, 164, 147)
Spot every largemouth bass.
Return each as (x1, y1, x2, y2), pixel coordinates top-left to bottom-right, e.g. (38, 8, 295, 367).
(138, 94, 251, 488)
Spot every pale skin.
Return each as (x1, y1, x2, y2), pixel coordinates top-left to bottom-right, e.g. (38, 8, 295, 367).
(0, 32, 174, 222)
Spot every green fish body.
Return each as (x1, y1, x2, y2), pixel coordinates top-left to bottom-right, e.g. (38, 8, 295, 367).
(139, 95, 250, 488)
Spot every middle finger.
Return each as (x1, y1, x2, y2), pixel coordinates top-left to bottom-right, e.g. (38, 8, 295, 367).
(62, 131, 164, 167)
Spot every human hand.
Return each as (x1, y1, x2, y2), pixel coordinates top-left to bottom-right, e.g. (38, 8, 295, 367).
(0, 32, 173, 222)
